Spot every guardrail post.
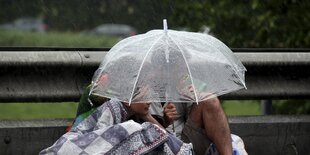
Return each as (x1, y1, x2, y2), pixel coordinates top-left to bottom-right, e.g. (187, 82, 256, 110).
(261, 100, 272, 115)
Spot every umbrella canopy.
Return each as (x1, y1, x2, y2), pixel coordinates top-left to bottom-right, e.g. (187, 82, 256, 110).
(90, 20, 246, 104)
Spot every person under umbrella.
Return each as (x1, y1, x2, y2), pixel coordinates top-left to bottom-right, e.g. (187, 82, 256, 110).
(40, 56, 193, 155)
(79, 19, 247, 155)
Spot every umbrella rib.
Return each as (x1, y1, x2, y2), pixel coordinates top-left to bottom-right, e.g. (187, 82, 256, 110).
(89, 32, 162, 103)
(182, 33, 242, 69)
(180, 33, 247, 88)
(128, 34, 165, 104)
(167, 34, 199, 104)
(102, 32, 162, 65)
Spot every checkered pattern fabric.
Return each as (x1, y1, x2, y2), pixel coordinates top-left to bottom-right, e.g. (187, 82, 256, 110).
(40, 99, 193, 155)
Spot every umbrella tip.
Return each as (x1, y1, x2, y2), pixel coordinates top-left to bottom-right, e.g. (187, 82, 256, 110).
(163, 19, 168, 34)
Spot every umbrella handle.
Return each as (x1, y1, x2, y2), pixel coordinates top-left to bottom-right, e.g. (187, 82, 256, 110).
(171, 120, 176, 136)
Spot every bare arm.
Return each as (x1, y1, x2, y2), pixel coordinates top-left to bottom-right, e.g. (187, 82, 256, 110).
(140, 113, 166, 129)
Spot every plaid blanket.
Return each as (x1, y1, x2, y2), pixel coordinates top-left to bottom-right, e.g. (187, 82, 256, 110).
(40, 99, 192, 155)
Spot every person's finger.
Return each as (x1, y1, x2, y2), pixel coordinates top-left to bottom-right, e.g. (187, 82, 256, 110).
(164, 106, 176, 113)
(165, 113, 175, 118)
(164, 102, 177, 123)
(164, 104, 176, 110)
(165, 110, 178, 116)
(165, 102, 176, 109)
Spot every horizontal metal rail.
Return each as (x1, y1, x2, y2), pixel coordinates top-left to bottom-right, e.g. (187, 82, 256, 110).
(1, 47, 310, 52)
(0, 48, 309, 155)
(0, 116, 309, 155)
(0, 48, 310, 102)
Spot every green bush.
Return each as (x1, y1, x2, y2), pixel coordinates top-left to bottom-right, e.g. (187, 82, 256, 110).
(272, 100, 310, 114)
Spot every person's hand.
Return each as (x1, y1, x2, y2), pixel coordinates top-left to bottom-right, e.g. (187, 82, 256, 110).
(163, 102, 177, 126)
(137, 113, 166, 129)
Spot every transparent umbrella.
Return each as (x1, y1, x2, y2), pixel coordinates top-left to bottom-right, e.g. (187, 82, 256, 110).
(90, 19, 246, 104)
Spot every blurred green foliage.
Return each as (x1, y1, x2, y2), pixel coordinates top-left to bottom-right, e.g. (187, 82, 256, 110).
(0, 101, 261, 120)
(1, 0, 309, 47)
(0, 29, 119, 48)
(0, 0, 171, 33)
(272, 100, 310, 114)
(166, 0, 310, 48)
(0, 103, 78, 120)
(222, 100, 261, 116)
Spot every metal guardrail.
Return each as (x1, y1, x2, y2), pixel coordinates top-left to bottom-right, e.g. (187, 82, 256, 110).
(0, 116, 309, 155)
(0, 48, 310, 102)
(0, 48, 310, 155)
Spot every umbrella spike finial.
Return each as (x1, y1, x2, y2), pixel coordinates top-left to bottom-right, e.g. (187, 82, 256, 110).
(163, 19, 168, 34)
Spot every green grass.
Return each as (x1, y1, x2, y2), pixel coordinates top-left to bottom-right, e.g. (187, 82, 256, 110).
(0, 102, 78, 120)
(0, 29, 119, 48)
(0, 101, 261, 120)
(222, 100, 261, 116)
